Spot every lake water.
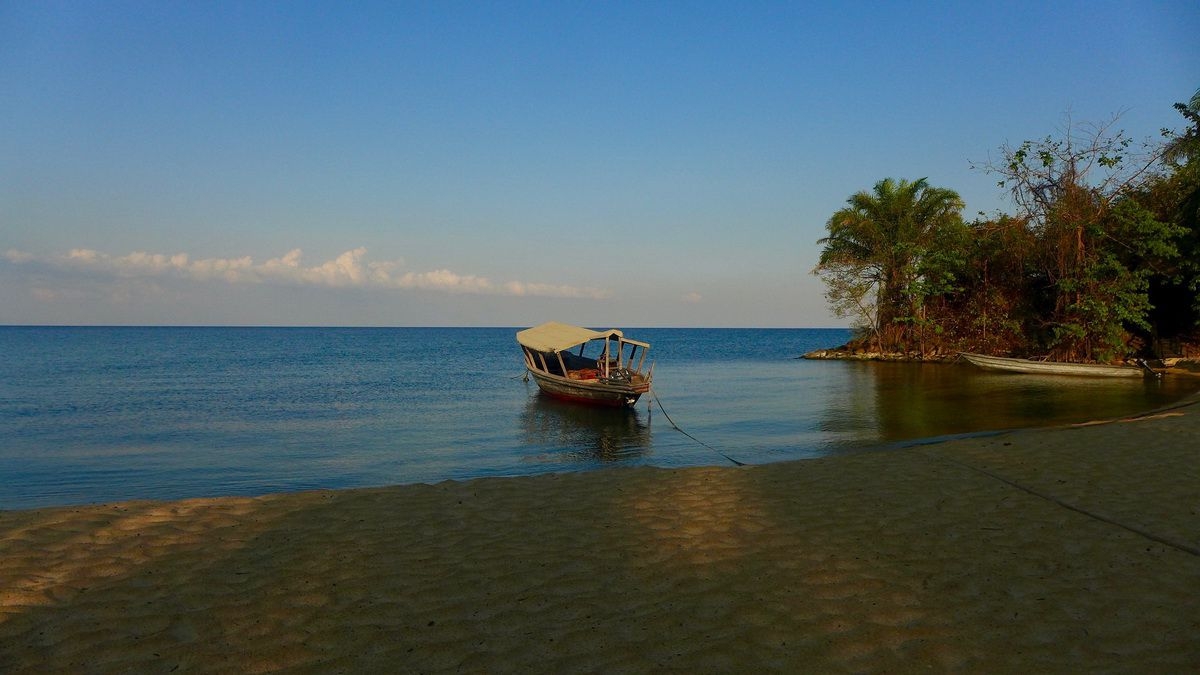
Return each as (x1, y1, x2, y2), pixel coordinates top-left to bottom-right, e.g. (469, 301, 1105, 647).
(2, 326, 1196, 510)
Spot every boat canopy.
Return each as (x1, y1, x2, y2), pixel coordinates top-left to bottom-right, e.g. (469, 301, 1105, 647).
(516, 321, 630, 353)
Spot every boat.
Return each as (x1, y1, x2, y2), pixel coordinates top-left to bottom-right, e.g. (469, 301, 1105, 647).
(959, 352, 1146, 378)
(517, 322, 653, 407)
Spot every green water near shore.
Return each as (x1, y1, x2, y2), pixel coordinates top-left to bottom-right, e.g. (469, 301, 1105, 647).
(826, 360, 1198, 443)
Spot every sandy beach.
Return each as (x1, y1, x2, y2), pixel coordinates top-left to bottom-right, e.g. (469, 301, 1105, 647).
(2, 399, 1198, 673)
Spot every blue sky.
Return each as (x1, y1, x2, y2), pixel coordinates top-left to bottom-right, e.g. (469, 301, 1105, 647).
(2, 1, 1197, 327)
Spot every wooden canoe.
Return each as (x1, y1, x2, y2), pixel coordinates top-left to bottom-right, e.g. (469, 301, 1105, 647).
(959, 352, 1145, 378)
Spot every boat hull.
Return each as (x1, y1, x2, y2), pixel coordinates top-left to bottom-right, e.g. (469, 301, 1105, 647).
(960, 353, 1144, 378)
(527, 369, 650, 407)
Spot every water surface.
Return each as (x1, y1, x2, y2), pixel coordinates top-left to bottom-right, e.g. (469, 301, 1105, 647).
(2, 326, 1195, 509)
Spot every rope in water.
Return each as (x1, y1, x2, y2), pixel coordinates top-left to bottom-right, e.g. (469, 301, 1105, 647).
(649, 388, 746, 467)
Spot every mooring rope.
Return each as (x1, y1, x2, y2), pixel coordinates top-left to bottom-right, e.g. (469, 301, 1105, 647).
(650, 389, 746, 467)
(914, 447, 1200, 559)
(1137, 359, 1162, 378)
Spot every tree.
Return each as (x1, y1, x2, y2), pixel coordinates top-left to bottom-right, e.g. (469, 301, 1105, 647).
(815, 177, 965, 353)
(1143, 89, 1200, 351)
(934, 215, 1038, 355)
(978, 115, 1181, 361)
(1163, 89, 1200, 167)
(1168, 91, 1200, 327)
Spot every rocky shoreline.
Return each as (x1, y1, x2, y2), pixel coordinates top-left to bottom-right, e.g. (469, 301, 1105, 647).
(799, 347, 958, 362)
(800, 346, 1200, 375)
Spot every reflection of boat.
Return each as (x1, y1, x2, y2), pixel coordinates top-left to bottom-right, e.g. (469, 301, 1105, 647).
(960, 352, 1145, 378)
(519, 395, 651, 462)
(517, 322, 653, 407)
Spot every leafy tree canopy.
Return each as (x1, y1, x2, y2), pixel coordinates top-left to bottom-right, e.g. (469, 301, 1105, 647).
(815, 93, 1200, 361)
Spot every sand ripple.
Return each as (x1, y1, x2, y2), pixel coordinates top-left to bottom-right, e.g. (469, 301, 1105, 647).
(2, 404, 1198, 672)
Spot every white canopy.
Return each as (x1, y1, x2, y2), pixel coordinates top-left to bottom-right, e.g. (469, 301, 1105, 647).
(516, 321, 623, 353)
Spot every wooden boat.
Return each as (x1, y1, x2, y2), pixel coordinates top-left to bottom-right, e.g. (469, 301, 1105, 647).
(959, 352, 1145, 378)
(517, 322, 653, 407)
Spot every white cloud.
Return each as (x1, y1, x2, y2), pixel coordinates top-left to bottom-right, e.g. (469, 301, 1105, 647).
(401, 269, 494, 294)
(683, 292, 703, 304)
(5, 247, 611, 300)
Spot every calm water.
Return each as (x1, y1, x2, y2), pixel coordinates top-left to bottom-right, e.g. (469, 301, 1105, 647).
(2, 326, 1196, 510)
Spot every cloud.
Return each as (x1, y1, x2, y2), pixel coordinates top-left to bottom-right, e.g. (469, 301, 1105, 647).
(683, 292, 703, 304)
(5, 247, 611, 300)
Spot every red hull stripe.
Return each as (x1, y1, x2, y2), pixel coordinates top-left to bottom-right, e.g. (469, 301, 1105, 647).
(540, 390, 639, 408)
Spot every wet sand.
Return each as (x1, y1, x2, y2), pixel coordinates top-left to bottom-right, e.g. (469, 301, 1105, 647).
(2, 399, 1198, 673)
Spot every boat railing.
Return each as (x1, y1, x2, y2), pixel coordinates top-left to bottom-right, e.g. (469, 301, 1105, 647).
(522, 337, 653, 385)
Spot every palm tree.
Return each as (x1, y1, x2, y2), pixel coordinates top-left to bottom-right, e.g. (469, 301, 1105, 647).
(1163, 89, 1200, 165)
(817, 177, 965, 352)
(1165, 89, 1200, 237)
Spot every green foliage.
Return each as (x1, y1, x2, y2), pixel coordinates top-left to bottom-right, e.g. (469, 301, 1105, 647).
(815, 178, 965, 353)
(976, 115, 1179, 361)
(1130, 90, 1200, 349)
(814, 96, 1200, 360)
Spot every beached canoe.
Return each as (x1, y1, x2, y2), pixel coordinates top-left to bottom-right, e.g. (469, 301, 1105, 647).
(517, 322, 653, 407)
(960, 352, 1145, 378)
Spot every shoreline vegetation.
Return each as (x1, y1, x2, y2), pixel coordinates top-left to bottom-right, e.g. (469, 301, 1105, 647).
(813, 94, 1200, 367)
(799, 344, 1200, 376)
(2, 395, 1197, 671)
